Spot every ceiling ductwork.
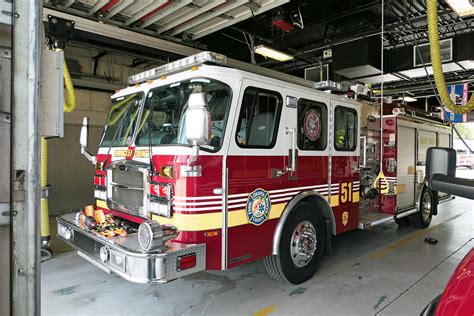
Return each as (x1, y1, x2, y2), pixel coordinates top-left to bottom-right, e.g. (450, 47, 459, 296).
(332, 37, 382, 79)
(330, 32, 474, 86)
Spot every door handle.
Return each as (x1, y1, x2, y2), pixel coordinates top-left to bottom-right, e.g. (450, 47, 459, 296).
(271, 128, 298, 179)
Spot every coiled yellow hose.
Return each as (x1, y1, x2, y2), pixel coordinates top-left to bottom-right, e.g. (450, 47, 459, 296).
(63, 55, 76, 113)
(427, 0, 474, 114)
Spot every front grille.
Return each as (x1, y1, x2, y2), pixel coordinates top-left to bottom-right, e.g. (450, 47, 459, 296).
(112, 167, 144, 188)
(111, 186, 144, 213)
(108, 162, 147, 215)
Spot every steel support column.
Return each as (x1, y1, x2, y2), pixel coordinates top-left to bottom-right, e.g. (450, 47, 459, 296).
(11, 0, 42, 315)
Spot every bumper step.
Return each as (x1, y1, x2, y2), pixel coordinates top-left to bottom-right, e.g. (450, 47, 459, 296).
(57, 212, 206, 283)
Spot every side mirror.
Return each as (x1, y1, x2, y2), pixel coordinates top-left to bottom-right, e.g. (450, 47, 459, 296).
(79, 116, 96, 164)
(185, 93, 211, 164)
(80, 117, 89, 148)
(426, 147, 474, 200)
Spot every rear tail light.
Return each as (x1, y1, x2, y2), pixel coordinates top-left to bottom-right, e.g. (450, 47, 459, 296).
(177, 253, 196, 272)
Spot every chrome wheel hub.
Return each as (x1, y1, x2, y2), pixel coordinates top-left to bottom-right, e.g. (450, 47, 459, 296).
(421, 191, 432, 222)
(290, 220, 317, 267)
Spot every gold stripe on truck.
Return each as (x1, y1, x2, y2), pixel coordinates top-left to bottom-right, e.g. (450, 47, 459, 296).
(96, 194, 341, 232)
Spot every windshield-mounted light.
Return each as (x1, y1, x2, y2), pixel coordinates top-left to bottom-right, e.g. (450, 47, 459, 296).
(128, 51, 227, 85)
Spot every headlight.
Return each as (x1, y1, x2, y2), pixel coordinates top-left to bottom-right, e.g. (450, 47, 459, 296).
(138, 220, 164, 252)
(58, 223, 74, 241)
(148, 201, 172, 218)
(99, 247, 109, 262)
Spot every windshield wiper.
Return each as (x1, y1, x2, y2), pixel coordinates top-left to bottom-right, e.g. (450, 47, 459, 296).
(103, 99, 136, 167)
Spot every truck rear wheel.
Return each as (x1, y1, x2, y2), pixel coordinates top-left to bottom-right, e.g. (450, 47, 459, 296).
(409, 187, 434, 228)
(264, 202, 325, 284)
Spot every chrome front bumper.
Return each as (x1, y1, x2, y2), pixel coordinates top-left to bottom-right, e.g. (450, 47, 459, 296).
(56, 212, 206, 283)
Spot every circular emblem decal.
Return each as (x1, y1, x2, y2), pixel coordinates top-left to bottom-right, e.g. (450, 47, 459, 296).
(303, 109, 321, 141)
(342, 211, 349, 226)
(246, 188, 271, 226)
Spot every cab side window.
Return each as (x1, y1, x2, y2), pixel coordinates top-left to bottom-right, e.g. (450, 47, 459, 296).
(297, 99, 327, 150)
(236, 87, 282, 148)
(334, 106, 357, 151)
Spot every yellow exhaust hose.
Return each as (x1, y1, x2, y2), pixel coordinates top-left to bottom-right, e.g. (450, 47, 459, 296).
(42, 53, 76, 260)
(427, 0, 474, 114)
(40, 137, 50, 244)
(63, 55, 76, 113)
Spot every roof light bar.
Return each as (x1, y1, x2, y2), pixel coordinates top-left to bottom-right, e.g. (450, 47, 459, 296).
(128, 51, 227, 85)
(446, 0, 474, 17)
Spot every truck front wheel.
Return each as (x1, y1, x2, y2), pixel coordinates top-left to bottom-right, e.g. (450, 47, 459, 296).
(264, 202, 325, 284)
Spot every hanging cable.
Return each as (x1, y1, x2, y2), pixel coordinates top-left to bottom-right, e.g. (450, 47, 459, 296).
(379, 0, 384, 173)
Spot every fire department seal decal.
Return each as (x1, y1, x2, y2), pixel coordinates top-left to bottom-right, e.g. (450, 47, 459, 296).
(246, 188, 271, 226)
(303, 109, 321, 141)
(342, 211, 349, 226)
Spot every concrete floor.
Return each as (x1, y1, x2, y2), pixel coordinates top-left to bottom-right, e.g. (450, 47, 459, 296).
(42, 170, 474, 316)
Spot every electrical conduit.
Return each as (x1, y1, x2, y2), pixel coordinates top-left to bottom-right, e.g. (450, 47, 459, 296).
(427, 0, 474, 114)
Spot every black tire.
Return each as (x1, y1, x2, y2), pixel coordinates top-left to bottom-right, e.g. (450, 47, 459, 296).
(394, 216, 410, 226)
(409, 187, 434, 228)
(264, 202, 325, 284)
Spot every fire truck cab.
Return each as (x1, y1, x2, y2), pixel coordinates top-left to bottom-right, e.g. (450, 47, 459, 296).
(57, 52, 451, 285)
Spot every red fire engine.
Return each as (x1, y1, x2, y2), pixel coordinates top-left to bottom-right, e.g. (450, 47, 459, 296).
(57, 52, 452, 284)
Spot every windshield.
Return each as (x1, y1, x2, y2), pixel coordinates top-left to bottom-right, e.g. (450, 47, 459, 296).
(135, 78, 232, 151)
(100, 93, 144, 147)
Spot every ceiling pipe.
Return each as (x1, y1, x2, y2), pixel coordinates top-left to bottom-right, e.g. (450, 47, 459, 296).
(170, 0, 248, 36)
(88, 0, 109, 15)
(157, 0, 227, 34)
(140, 0, 193, 29)
(101, 0, 119, 12)
(123, 1, 168, 26)
(103, 0, 133, 19)
(140, 1, 172, 22)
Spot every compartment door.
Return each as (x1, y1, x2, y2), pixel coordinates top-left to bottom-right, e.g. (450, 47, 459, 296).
(397, 126, 416, 209)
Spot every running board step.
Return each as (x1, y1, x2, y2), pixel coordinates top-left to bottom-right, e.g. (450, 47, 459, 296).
(358, 213, 394, 229)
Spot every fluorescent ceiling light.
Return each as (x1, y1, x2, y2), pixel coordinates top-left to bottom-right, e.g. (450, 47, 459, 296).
(446, 0, 474, 17)
(254, 45, 294, 62)
(398, 96, 417, 102)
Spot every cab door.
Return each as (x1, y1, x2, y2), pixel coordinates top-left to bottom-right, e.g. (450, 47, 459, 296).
(226, 79, 287, 268)
(330, 100, 360, 233)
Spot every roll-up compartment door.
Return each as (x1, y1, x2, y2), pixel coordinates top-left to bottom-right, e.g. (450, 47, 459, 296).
(438, 132, 451, 148)
(397, 126, 416, 209)
(417, 129, 437, 165)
